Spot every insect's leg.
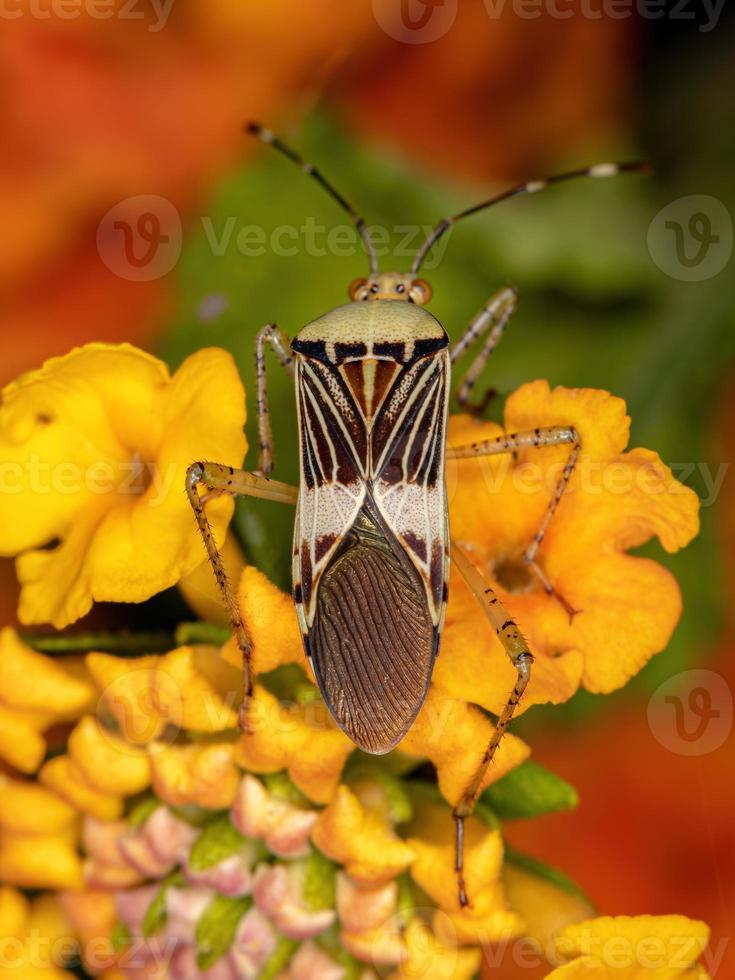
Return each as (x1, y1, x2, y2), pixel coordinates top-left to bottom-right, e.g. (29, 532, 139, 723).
(447, 425, 581, 619)
(186, 463, 297, 727)
(449, 541, 534, 909)
(450, 286, 518, 412)
(255, 323, 294, 476)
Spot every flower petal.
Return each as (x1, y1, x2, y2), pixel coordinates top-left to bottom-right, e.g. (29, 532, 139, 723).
(222, 566, 309, 675)
(235, 685, 353, 804)
(312, 786, 414, 886)
(68, 716, 152, 795)
(40, 755, 123, 820)
(149, 741, 240, 810)
(399, 686, 530, 806)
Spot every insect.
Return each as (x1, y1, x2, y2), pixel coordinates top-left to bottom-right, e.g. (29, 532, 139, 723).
(186, 124, 649, 906)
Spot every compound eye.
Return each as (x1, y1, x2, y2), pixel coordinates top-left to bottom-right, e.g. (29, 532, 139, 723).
(395, 283, 406, 294)
(348, 277, 368, 301)
(409, 278, 433, 305)
(370, 284, 379, 294)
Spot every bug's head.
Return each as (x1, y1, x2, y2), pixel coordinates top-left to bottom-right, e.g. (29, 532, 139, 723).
(348, 272, 433, 305)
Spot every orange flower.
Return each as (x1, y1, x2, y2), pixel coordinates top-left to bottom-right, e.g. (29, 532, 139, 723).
(440, 382, 699, 715)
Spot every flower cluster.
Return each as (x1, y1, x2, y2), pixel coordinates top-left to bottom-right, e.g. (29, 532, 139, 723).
(0, 343, 708, 979)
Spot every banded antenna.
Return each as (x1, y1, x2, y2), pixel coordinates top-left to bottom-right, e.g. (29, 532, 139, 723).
(246, 122, 379, 276)
(411, 160, 653, 275)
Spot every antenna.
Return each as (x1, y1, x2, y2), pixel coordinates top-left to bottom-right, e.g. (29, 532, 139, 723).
(246, 122, 379, 276)
(411, 161, 653, 274)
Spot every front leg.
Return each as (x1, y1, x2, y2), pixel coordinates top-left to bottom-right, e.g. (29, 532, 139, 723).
(255, 323, 294, 475)
(186, 463, 297, 727)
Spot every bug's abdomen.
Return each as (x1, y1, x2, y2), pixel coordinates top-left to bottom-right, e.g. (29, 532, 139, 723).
(310, 504, 435, 754)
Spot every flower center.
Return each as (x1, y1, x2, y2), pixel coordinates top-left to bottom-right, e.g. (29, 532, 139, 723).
(492, 555, 534, 594)
(127, 452, 154, 495)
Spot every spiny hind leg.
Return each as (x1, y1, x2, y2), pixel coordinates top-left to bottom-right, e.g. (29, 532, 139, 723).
(450, 541, 534, 909)
(186, 462, 297, 728)
(451, 286, 518, 412)
(447, 424, 582, 620)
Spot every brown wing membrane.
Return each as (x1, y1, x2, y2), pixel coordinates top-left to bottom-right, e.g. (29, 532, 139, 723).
(308, 502, 436, 754)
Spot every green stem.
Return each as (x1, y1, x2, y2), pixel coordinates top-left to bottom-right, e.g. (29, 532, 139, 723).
(22, 630, 174, 655)
(175, 622, 231, 647)
(22, 622, 231, 656)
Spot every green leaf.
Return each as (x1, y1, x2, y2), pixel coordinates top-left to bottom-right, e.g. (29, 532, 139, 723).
(142, 870, 185, 937)
(504, 845, 593, 906)
(303, 848, 337, 911)
(260, 937, 299, 980)
(263, 771, 311, 808)
(110, 922, 131, 952)
(482, 761, 578, 819)
(188, 813, 254, 872)
(127, 796, 159, 829)
(195, 894, 252, 970)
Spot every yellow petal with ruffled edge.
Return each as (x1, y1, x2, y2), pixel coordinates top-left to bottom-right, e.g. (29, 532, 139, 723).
(0, 830, 83, 890)
(0, 886, 30, 939)
(312, 785, 414, 885)
(0, 776, 78, 834)
(155, 646, 240, 732)
(67, 716, 151, 796)
(39, 755, 123, 821)
(0, 628, 95, 717)
(399, 686, 530, 806)
(222, 566, 310, 675)
(0, 703, 49, 772)
(406, 795, 522, 943)
(235, 684, 352, 804)
(548, 915, 710, 978)
(502, 863, 594, 967)
(444, 382, 699, 715)
(389, 918, 482, 980)
(149, 740, 240, 809)
(26, 893, 78, 970)
(86, 652, 167, 745)
(0, 343, 246, 628)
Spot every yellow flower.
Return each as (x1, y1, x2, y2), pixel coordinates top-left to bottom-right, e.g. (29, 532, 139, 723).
(149, 739, 242, 809)
(547, 915, 711, 978)
(0, 777, 83, 890)
(441, 382, 700, 715)
(0, 886, 77, 978)
(0, 343, 247, 628)
(235, 684, 354, 804)
(390, 919, 482, 980)
(312, 785, 415, 885)
(87, 643, 242, 743)
(405, 791, 523, 946)
(0, 628, 95, 773)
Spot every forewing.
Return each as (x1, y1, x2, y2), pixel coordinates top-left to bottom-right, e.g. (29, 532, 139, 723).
(371, 349, 450, 626)
(294, 359, 366, 626)
(308, 503, 436, 754)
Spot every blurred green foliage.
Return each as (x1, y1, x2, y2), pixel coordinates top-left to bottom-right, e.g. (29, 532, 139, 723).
(161, 113, 733, 726)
